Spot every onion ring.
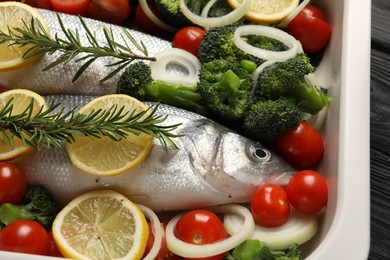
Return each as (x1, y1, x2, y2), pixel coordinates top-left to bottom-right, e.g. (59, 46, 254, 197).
(233, 25, 301, 62)
(165, 204, 255, 258)
(137, 204, 163, 260)
(278, 0, 313, 28)
(149, 48, 201, 85)
(179, 0, 251, 28)
(138, 0, 178, 32)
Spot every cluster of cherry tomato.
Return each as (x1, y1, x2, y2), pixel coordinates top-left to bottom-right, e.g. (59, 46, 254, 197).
(251, 170, 328, 228)
(251, 121, 327, 227)
(0, 162, 63, 257)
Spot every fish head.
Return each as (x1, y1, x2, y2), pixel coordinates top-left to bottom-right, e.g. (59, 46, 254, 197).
(207, 132, 296, 198)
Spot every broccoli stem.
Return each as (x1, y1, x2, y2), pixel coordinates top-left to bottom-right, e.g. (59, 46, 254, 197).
(291, 83, 330, 114)
(0, 203, 27, 226)
(218, 69, 241, 94)
(145, 80, 207, 114)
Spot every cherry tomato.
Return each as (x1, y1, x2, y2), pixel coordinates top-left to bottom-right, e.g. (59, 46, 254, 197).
(287, 5, 331, 54)
(22, 0, 52, 9)
(50, 0, 92, 16)
(273, 121, 324, 170)
(286, 170, 328, 214)
(0, 220, 50, 255)
(144, 221, 182, 260)
(88, 0, 130, 25)
(174, 209, 228, 260)
(0, 162, 27, 205)
(172, 26, 206, 57)
(135, 1, 169, 38)
(48, 230, 64, 257)
(250, 184, 290, 227)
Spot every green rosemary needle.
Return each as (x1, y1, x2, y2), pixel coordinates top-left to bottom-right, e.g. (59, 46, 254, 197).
(0, 13, 156, 82)
(0, 98, 181, 151)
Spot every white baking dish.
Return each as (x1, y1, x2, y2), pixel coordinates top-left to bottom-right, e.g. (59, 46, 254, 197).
(0, 0, 371, 258)
(302, 0, 371, 259)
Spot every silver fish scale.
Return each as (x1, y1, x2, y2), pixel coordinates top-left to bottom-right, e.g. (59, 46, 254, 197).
(0, 9, 171, 95)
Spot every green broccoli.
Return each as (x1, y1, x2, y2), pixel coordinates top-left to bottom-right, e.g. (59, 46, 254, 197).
(198, 24, 289, 65)
(254, 53, 330, 115)
(197, 59, 253, 123)
(154, 0, 232, 27)
(154, 0, 203, 27)
(243, 98, 302, 144)
(227, 240, 302, 260)
(0, 185, 59, 230)
(116, 61, 206, 114)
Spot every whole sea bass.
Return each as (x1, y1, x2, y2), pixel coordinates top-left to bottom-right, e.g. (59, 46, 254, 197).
(13, 95, 295, 212)
(1, 9, 295, 212)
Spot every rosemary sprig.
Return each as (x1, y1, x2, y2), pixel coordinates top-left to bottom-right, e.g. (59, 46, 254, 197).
(0, 13, 156, 82)
(0, 98, 181, 151)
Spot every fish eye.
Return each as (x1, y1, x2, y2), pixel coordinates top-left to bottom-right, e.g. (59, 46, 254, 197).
(247, 143, 272, 162)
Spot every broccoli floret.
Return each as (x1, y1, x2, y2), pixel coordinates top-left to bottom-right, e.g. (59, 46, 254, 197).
(243, 98, 302, 143)
(197, 59, 253, 123)
(154, 0, 232, 27)
(227, 240, 303, 260)
(198, 24, 289, 65)
(254, 53, 330, 114)
(0, 185, 59, 230)
(116, 61, 206, 114)
(154, 0, 203, 27)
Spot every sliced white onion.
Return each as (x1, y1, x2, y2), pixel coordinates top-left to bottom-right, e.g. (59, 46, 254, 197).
(179, 0, 251, 28)
(138, 0, 178, 32)
(137, 204, 163, 260)
(233, 25, 301, 62)
(165, 204, 255, 258)
(201, 0, 218, 18)
(278, 0, 313, 28)
(224, 209, 318, 250)
(250, 60, 277, 96)
(149, 48, 201, 85)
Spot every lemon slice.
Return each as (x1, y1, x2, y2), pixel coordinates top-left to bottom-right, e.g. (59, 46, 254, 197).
(52, 190, 149, 260)
(65, 94, 154, 176)
(227, 0, 299, 24)
(0, 1, 50, 71)
(0, 89, 47, 160)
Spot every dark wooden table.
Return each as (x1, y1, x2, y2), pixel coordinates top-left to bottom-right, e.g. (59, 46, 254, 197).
(370, 0, 390, 259)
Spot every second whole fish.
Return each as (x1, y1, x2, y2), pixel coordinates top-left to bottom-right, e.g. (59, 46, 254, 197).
(13, 95, 296, 212)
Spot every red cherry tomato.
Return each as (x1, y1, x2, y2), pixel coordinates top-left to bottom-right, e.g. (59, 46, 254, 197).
(144, 221, 182, 260)
(287, 5, 331, 54)
(0, 220, 50, 255)
(22, 0, 52, 9)
(0, 162, 27, 205)
(172, 26, 206, 57)
(50, 0, 92, 16)
(135, 1, 170, 38)
(88, 0, 130, 25)
(174, 209, 229, 260)
(48, 230, 64, 257)
(286, 170, 328, 214)
(250, 184, 290, 227)
(273, 121, 324, 170)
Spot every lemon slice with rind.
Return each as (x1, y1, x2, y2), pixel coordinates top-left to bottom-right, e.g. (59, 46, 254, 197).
(65, 94, 154, 176)
(0, 89, 47, 160)
(0, 1, 50, 71)
(227, 0, 299, 24)
(52, 190, 149, 260)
